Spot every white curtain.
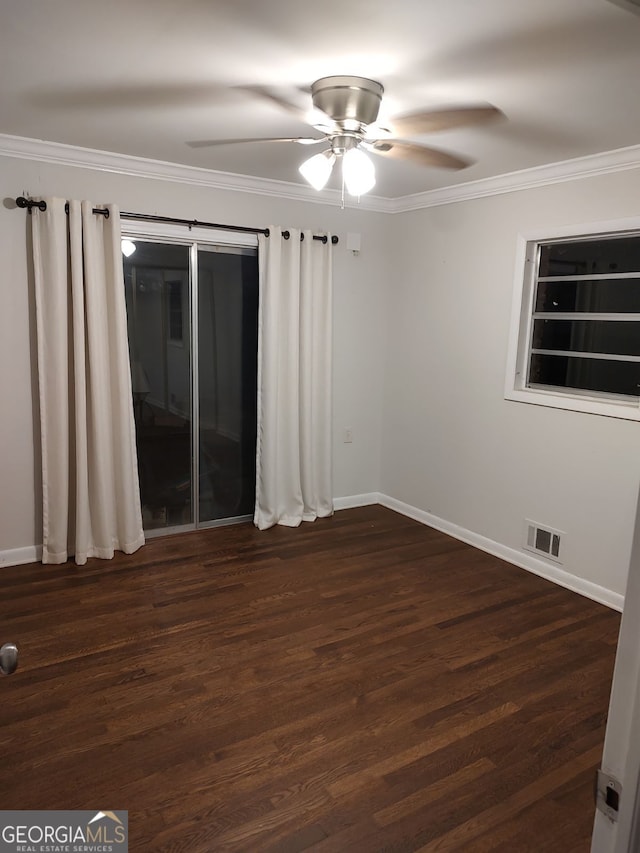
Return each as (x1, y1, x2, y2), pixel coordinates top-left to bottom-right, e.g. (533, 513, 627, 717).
(254, 226, 333, 530)
(31, 197, 144, 565)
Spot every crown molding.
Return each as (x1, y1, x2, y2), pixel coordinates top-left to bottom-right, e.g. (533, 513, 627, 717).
(3, 132, 640, 215)
(388, 143, 640, 213)
(0, 132, 393, 213)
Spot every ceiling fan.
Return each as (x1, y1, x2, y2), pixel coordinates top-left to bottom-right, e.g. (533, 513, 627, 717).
(188, 75, 503, 196)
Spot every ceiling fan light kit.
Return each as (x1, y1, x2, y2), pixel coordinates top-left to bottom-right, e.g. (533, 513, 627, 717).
(299, 76, 383, 196)
(342, 148, 376, 196)
(189, 75, 502, 200)
(299, 150, 336, 191)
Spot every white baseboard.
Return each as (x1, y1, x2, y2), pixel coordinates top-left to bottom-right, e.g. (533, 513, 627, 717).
(333, 492, 382, 511)
(378, 494, 624, 612)
(0, 545, 42, 568)
(0, 497, 381, 567)
(1, 494, 624, 612)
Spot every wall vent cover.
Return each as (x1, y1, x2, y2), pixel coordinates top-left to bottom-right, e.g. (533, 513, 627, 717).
(523, 520, 564, 564)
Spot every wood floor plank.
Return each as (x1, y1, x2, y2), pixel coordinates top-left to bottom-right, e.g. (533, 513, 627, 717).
(0, 506, 619, 851)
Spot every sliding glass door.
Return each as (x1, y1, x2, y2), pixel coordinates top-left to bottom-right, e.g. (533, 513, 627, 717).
(123, 230, 258, 533)
(197, 246, 259, 523)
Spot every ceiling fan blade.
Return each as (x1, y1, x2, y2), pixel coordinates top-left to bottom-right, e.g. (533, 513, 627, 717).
(238, 85, 336, 131)
(187, 136, 326, 149)
(238, 85, 308, 120)
(368, 140, 471, 170)
(388, 105, 503, 137)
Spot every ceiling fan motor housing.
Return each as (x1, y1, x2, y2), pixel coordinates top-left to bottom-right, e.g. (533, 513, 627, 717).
(311, 76, 384, 128)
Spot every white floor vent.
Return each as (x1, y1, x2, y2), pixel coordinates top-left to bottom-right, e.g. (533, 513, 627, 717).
(523, 520, 564, 564)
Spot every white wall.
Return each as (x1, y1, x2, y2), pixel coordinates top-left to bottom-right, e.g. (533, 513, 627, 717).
(382, 169, 640, 600)
(0, 154, 390, 557)
(5, 147, 639, 604)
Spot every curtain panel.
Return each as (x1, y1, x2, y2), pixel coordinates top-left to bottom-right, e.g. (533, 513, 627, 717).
(254, 226, 333, 530)
(31, 198, 144, 564)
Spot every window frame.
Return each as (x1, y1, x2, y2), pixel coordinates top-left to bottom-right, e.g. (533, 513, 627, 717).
(505, 217, 640, 421)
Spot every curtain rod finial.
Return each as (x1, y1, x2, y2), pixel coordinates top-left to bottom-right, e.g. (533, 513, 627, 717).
(15, 196, 47, 213)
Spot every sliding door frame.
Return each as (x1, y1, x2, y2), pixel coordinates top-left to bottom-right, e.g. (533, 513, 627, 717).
(122, 221, 258, 537)
(190, 240, 200, 529)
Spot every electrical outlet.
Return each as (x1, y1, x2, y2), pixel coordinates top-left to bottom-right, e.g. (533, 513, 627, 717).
(344, 428, 353, 443)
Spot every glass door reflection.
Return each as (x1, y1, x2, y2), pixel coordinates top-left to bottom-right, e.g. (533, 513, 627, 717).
(197, 245, 258, 523)
(123, 236, 258, 533)
(124, 241, 192, 530)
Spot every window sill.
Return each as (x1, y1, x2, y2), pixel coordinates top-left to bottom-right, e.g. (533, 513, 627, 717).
(504, 386, 640, 422)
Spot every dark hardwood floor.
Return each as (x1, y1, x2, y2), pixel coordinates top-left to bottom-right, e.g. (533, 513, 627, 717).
(0, 506, 620, 852)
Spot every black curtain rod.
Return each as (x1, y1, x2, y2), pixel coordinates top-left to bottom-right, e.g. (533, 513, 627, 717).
(14, 197, 339, 244)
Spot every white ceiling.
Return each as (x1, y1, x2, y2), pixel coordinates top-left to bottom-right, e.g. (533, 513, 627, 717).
(1, 0, 640, 199)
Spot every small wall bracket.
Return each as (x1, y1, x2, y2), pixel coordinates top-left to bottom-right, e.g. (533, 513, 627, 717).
(596, 769, 622, 822)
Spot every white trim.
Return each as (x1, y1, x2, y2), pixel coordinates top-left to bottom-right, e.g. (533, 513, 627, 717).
(333, 492, 382, 510)
(333, 492, 622, 610)
(4, 132, 640, 214)
(530, 350, 640, 364)
(0, 545, 42, 568)
(504, 217, 640, 422)
(517, 218, 640, 245)
(378, 494, 623, 612)
(0, 133, 390, 212)
(504, 233, 532, 401)
(538, 273, 640, 282)
(532, 314, 640, 321)
(591, 485, 640, 852)
(122, 220, 258, 247)
(388, 143, 640, 212)
(505, 387, 640, 421)
(1, 495, 623, 612)
(0, 495, 381, 565)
